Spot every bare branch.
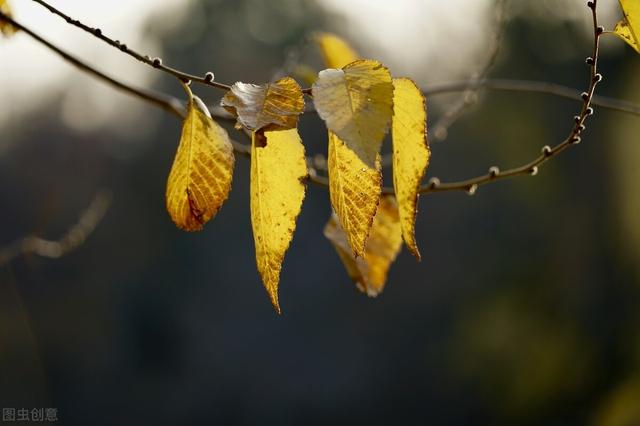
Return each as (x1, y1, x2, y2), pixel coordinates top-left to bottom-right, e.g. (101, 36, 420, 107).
(412, 0, 604, 196)
(26, 0, 640, 120)
(0, 190, 112, 266)
(0, 12, 254, 157)
(422, 78, 640, 116)
(31, 0, 232, 91)
(431, 0, 509, 142)
(2, 13, 185, 118)
(0, 1, 619, 199)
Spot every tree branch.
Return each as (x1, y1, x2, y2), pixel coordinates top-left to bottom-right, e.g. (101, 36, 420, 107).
(430, 0, 509, 142)
(413, 0, 603, 196)
(422, 78, 640, 116)
(30, 0, 232, 91)
(0, 190, 112, 266)
(2, 13, 185, 118)
(0, 1, 618, 199)
(11, 3, 640, 117)
(0, 12, 254, 157)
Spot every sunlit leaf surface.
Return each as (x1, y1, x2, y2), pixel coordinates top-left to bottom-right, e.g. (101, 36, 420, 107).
(312, 59, 393, 158)
(392, 77, 430, 260)
(614, 0, 640, 53)
(324, 195, 402, 296)
(221, 77, 304, 131)
(313, 60, 393, 256)
(327, 131, 381, 257)
(166, 88, 234, 231)
(251, 128, 307, 313)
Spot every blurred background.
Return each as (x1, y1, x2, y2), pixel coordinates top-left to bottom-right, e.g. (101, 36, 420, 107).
(1, 0, 640, 424)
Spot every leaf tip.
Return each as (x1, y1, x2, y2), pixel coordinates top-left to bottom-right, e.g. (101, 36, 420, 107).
(408, 244, 422, 262)
(272, 299, 282, 315)
(266, 286, 282, 314)
(363, 284, 382, 298)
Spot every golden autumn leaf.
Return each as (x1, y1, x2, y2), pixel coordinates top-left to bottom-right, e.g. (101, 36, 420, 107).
(313, 60, 393, 256)
(392, 78, 430, 260)
(221, 77, 304, 131)
(315, 32, 359, 69)
(324, 195, 402, 297)
(166, 84, 235, 231)
(328, 131, 381, 257)
(251, 128, 307, 313)
(312, 59, 394, 158)
(614, 0, 640, 53)
(0, 0, 16, 37)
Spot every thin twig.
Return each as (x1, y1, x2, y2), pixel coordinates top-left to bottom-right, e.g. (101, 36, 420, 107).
(1, 13, 185, 118)
(30, 0, 231, 91)
(25, 0, 639, 121)
(270, 34, 312, 82)
(431, 0, 509, 142)
(9, 6, 637, 122)
(297, 77, 640, 118)
(413, 0, 603, 196)
(1, 1, 613, 198)
(0, 12, 253, 156)
(28, 0, 328, 96)
(0, 190, 112, 266)
(422, 78, 640, 116)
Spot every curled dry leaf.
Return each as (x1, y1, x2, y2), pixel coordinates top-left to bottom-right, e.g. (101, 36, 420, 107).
(315, 32, 359, 69)
(392, 78, 430, 260)
(166, 86, 234, 231)
(0, 0, 16, 36)
(221, 76, 304, 131)
(614, 0, 640, 53)
(251, 128, 307, 313)
(324, 195, 403, 297)
(313, 60, 393, 257)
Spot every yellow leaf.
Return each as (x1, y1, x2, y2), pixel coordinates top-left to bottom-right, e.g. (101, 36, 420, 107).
(614, 0, 640, 53)
(324, 195, 402, 297)
(313, 60, 393, 256)
(221, 77, 304, 131)
(312, 59, 394, 158)
(315, 32, 359, 69)
(166, 84, 234, 231)
(392, 78, 430, 260)
(251, 128, 307, 313)
(328, 130, 381, 257)
(0, 0, 16, 37)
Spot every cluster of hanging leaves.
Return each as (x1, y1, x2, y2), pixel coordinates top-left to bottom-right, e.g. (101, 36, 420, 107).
(165, 0, 640, 313)
(165, 32, 430, 312)
(614, 0, 640, 53)
(0, 0, 16, 36)
(4, 0, 638, 314)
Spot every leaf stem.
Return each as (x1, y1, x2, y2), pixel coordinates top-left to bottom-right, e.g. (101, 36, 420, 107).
(0, 190, 112, 265)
